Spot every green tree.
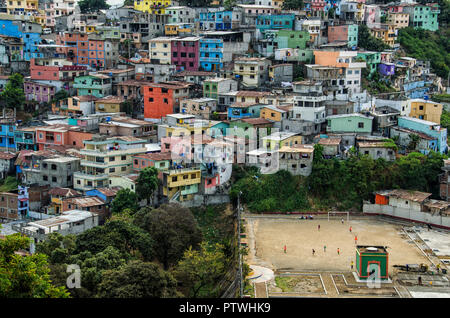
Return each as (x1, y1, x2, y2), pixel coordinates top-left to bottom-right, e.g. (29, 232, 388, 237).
(358, 24, 389, 51)
(0, 234, 70, 298)
(282, 0, 304, 10)
(110, 188, 139, 214)
(136, 167, 159, 205)
(0, 73, 25, 111)
(174, 242, 227, 297)
(78, 0, 109, 13)
(96, 260, 180, 298)
(179, 0, 212, 7)
(52, 89, 69, 103)
(120, 100, 133, 116)
(133, 204, 202, 270)
(123, 0, 134, 5)
(223, 0, 236, 11)
(74, 220, 154, 261)
(35, 233, 76, 264)
(398, 27, 450, 78)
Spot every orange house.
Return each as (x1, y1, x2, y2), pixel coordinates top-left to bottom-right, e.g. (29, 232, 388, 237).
(35, 124, 92, 150)
(143, 82, 192, 120)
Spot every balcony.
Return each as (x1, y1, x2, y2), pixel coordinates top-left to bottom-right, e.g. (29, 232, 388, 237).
(73, 171, 108, 181)
(79, 147, 147, 157)
(80, 160, 108, 167)
(200, 47, 223, 53)
(200, 57, 221, 63)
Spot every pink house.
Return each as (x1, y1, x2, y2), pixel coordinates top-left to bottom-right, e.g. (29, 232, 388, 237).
(171, 37, 201, 72)
(24, 81, 56, 103)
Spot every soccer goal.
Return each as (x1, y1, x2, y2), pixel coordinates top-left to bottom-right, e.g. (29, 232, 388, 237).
(328, 211, 350, 222)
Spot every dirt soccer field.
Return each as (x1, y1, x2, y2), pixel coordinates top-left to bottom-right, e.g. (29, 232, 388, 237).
(248, 217, 432, 273)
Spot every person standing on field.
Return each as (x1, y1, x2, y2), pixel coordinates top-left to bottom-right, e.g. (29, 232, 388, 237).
(284, 245, 286, 253)
(318, 224, 320, 231)
(337, 248, 340, 255)
(312, 249, 315, 256)
(349, 226, 352, 233)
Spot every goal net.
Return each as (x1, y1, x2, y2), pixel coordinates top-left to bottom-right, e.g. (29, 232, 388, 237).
(328, 211, 349, 222)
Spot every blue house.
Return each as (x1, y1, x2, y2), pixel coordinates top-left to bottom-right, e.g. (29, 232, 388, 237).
(403, 80, 433, 99)
(0, 19, 42, 61)
(0, 119, 16, 152)
(199, 38, 223, 71)
(199, 11, 234, 31)
(398, 116, 447, 154)
(256, 14, 295, 32)
(227, 103, 265, 120)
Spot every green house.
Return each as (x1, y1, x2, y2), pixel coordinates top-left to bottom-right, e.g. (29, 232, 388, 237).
(326, 114, 373, 134)
(356, 246, 389, 280)
(73, 74, 112, 98)
(357, 52, 381, 78)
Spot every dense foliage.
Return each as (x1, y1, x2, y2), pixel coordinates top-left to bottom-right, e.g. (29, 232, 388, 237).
(0, 233, 69, 298)
(136, 167, 159, 205)
(398, 27, 450, 78)
(110, 188, 139, 215)
(358, 24, 390, 52)
(78, 0, 109, 13)
(230, 169, 310, 212)
(36, 202, 235, 298)
(307, 145, 447, 210)
(232, 145, 447, 212)
(282, 0, 304, 10)
(0, 73, 25, 111)
(133, 204, 202, 270)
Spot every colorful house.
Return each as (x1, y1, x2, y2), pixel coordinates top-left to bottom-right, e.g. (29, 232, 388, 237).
(199, 38, 224, 72)
(171, 37, 200, 72)
(327, 24, 358, 48)
(326, 114, 373, 134)
(409, 99, 443, 125)
(397, 116, 447, 154)
(95, 96, 124, 113)
(143, 82, 192, 120)
(227, 103, 266, 120)
(403, 3, 439, 31)
(73, 74, 112, 98)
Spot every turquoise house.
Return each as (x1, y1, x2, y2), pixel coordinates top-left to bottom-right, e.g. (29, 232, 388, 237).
(398, 116, 447, 154)
(357, 52, 381, 78)
(73, 74, 112, 98)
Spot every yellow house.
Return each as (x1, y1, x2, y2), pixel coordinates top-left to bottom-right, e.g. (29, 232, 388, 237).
(164, 23, 194, 36)
(7, 0, 38, 14)
(260, 105, 289, 122)
(149, 37, 173, 65)
(409, 99, 443, 124)
(386, 12, 409, 29)
(262, 132, 303, 150)
(134, 0, 171, 14)
(369, 24, 397, 47)
(95, 96, 124, 113)
(162, 168, 201, 201)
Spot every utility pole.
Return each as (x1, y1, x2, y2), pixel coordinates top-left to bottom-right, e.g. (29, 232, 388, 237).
(237, 190, 243, 298)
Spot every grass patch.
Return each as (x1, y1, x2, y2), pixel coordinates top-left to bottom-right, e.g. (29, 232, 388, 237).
(275, 276, 296, 292)
(0, 176, 19, 192)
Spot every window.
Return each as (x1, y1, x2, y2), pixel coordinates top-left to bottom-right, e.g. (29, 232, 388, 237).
(358, 122, 364, 128)
(109, 168, 115, 173)
(121, 155, 126, 160)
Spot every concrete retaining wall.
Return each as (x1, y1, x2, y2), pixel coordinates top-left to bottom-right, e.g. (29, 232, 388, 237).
(363, 204, 450, 229)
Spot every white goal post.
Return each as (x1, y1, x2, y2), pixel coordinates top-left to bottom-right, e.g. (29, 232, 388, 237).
(328, 211, 349, 222)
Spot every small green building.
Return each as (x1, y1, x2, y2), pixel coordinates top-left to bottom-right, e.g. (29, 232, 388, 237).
(326, 114, 374, 134)
(357, 51, 381, 79)
(356, 245, 389, 280)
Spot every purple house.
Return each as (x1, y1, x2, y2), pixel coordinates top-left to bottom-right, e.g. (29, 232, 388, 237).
(24, 81, 56, 103)
(171, 36, 200, 72)
(378, 63, 395, 76)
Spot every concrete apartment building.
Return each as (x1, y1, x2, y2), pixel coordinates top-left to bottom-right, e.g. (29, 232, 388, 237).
(22, 156, 81, 188)
(74, 136, 147, 191)
(148, 37, 173, 65)
(234, 57, 272, 89)
(181, 98, 217, 119)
